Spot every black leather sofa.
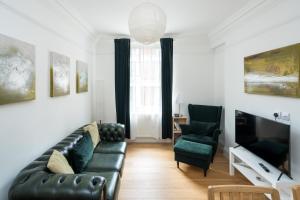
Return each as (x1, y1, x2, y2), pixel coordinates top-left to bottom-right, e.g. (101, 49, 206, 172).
(8, 123, 127, 200)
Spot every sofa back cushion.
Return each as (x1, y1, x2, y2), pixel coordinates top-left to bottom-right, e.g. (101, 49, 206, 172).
(69, 133, 94, 173)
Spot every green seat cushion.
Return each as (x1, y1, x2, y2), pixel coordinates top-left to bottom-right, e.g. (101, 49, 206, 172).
(94, 142, 127, 154)
(174, 138, 212, 160)
(85, 153, 124, 172)
(84, 171, 120, 200)
(181, 134, 216, 146)
(69, 133, 93, 173)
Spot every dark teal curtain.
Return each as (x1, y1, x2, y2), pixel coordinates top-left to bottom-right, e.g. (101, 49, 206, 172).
(114, 39, 130, 138)
(160, 38, 173, 139)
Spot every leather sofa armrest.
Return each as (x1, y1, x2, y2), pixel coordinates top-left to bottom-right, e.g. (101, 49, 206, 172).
(99, 123, 125, 142)
(9, 172, 106, 200)
(179, 124, 192, 135)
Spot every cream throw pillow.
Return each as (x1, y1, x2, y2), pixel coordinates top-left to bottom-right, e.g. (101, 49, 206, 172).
(83, 121, 100, 148)
(47, 150, 74, 174)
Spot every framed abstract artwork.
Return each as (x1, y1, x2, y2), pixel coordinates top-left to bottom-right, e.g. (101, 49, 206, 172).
(49, 52, 70, 97)
(244, 43, 300, 98)
(76, 60, 88, 93)
(0, 33, 35, 105)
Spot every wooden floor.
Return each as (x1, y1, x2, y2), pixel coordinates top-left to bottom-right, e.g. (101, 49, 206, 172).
(119, 143, 251, 200)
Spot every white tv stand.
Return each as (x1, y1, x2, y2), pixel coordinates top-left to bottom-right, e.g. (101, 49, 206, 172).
(229, 146, 294, 200)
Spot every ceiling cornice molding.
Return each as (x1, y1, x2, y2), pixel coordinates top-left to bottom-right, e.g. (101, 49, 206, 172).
(208, 0, 280, 43)
(94, 31, 209, 44)
(53, 0, 97, 40)
(94, 33, 130, 43)
(0, 0, 94, 53)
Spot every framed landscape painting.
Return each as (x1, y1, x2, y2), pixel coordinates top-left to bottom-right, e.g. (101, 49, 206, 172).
(50, 52, 70, 97)
(76, 60, 88, 93)
(244, 43, 300, 98)
(0, 33, 35, 105)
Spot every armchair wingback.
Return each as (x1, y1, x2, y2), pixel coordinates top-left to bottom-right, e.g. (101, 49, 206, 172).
(180, 104, 223, 160)
(188, 104, 222, 128)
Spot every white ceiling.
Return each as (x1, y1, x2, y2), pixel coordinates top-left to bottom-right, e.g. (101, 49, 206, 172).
(59, 0, 251, 37)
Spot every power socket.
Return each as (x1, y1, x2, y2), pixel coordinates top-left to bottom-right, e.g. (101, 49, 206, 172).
(280, 112, 290, 121)
(274, 111, 290, 121)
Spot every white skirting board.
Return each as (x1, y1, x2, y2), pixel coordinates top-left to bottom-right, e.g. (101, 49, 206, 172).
(126, 137, 172, 143)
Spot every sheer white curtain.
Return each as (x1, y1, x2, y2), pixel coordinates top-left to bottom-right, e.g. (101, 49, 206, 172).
(130, 42, 162, 139)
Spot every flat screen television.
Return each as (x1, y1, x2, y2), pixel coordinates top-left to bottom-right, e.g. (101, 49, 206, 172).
(235, 110, 291, 177)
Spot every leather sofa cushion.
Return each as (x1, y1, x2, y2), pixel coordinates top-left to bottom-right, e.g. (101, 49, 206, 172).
(69, 133, 94, 173)
(85, 153, 124, 172)
(174, 138, 212, 160)
(94, 142, 127, 154)
(84, 171, 120, 200)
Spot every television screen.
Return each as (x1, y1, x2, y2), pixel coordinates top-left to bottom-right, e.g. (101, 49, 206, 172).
(235, 110, 291, 177)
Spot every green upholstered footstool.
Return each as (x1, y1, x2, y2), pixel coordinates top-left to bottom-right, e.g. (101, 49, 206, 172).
(174, 138, 213, 176)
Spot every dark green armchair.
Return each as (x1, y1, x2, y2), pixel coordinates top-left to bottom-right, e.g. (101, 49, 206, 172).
(180, 104, 222, 159)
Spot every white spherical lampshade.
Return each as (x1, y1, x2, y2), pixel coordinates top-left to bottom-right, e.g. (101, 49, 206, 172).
(128, 3, 167, 44)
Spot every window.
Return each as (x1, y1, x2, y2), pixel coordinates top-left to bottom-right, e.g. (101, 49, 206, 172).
(130, 42, 162, 139)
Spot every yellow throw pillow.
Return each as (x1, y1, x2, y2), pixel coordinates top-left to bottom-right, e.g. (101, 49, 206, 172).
(47, 150, 74, 174)
(83, 121, 100, 148)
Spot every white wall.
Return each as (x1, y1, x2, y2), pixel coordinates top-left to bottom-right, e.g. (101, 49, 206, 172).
(211, 0, 300, 180)
(173, 36, 214, 117)
(94, 38, 116, 123)
(212, 45, 225, 144)
(0, 1, 93, 199)
(94, 36, 215, 123)
(213, 45, 225, 106)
